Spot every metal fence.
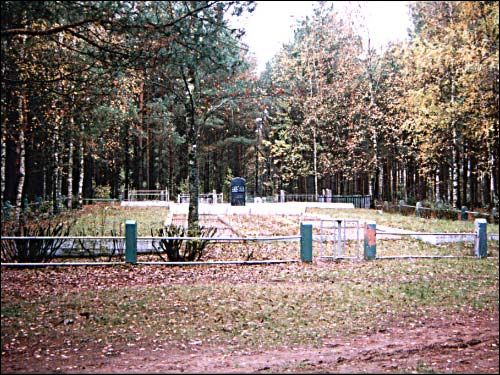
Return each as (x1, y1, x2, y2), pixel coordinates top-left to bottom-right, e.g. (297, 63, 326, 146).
(1, 219, 495, 267)
(379, 202, 497, 224)
(177, 193, 224, 204)
(308, 218, 496, 260)
(0, 231, 303, 266)
(318, 218, 363, 259)
(279, 194, 370, 208)
(127, 190, 169, 201)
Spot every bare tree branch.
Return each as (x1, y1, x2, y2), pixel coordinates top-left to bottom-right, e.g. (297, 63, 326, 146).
(1, 19, 101, 37)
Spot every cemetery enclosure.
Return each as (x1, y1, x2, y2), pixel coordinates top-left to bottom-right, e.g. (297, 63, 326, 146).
(1, 204, 498, 265)
(1, 204, 499, 372)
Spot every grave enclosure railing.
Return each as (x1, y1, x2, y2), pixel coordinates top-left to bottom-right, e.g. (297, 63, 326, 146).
(0, 219, 494, 267)
(378, 201, 497, 224)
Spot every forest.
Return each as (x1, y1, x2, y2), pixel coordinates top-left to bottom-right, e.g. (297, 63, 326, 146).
(1, 1, 498, 217)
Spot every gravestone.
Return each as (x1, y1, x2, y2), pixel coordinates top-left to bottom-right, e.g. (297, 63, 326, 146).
(416, 201, 422, 217)
(230, 177, 246, 206)
(325, 188, 332, 203)
(280, 190, 285, 203)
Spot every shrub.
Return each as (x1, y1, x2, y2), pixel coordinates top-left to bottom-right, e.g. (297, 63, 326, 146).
(1, 218, 75, 263)
(70, 229, 124, 262)
(152, 225, 217, 261)
(94, 185, 112, 199)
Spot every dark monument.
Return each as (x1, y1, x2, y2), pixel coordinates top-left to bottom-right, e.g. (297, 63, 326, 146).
(230, 177, 246, 206)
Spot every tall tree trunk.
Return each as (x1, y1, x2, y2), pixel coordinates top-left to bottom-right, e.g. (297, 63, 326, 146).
(469, 152, 477, 208)
(168, 138, 174, 198)
(52, 114, 61, 214)
(3, 91, 18, 205)
(435, 165, 440, 202)
(313, 126, 318, 199)
(15, 95, 27, 221)
(1, 131, 5, 206)
(67, 117, 74, 208)
(452, 130, 461, 207)
(378, 160, 384, 201)
(441, 162, 449, 203)
(462, 143, 469, 206)
(15, 130, 25, 219)
(77, 124, 84, 208)
(42, 165, 46, 200)
(124, 121, 130, 200)
(391, 160, 397, 201)
(183, 68, 199, 236)
(146, 112, 151, 190)
(493, 119, 499, 205)
(138, 81, 145, 189)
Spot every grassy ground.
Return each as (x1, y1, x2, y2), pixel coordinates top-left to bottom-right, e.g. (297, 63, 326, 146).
(62, 204, 500, 237)
(69, 204, 169, 236)
(1, 258, 498, 373)
(307, 208, 500, 234)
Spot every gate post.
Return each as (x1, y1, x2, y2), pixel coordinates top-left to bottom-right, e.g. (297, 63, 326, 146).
(300, 223, 313, 262)
(474, 218, 487, 258)
(364, 221, 376, 260)
(461, 206, 468, 221)
(125, 220, 137, 264)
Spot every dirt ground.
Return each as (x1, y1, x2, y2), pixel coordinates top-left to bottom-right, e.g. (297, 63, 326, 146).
(74, 310, 498, 374)
(1, 226, 499, 374)
(2, 302, 498, 374)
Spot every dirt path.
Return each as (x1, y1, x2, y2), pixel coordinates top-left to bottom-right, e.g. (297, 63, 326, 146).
(67, 309, 498, 374)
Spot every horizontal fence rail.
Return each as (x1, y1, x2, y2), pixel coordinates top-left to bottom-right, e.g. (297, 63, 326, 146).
(375, 232, 475, 236)
(281, 194, 371, 208)
(378, 201, 497, 224)
(1, 235, 301, 241)
(177, 193, 224, 204)
(0, 260, 302, 268)
(1, 236, 124, 240)
(0, 228, 304, 266)
(137, 235, 300, 242)
(127, 190, 169, 201)
(1, 219, 495, 267)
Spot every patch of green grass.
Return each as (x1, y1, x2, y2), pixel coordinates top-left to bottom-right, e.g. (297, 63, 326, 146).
(1, 303, 25, 318)
(70, 205, 169, 236)
(307, 208, 499, 234)
(414, 360, 437, 373)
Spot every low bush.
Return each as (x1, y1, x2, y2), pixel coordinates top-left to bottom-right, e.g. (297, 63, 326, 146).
(1, 218, 75, 263)
(152, 225, 217, 262)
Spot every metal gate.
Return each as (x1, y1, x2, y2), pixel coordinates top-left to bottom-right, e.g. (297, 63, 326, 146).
(319, 218, 363, 259)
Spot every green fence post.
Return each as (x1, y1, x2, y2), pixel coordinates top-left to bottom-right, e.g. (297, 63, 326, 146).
(474, 218, 487, 258)
(125, 220, 137, 264)
(300, 223, 312, 262)
(364, 221, 376, 260)
(461, 206, 468, 221)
